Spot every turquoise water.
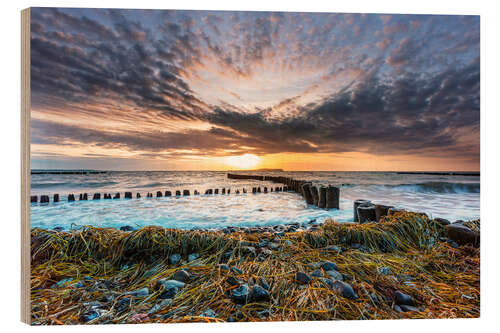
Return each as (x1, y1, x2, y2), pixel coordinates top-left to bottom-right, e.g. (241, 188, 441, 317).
(30, 171, 480, 230)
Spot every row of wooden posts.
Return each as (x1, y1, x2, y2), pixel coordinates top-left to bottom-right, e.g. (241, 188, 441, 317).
(29, 185, 289, 204)
(353, 199, 403, 223)
(227, 174, 340, 209)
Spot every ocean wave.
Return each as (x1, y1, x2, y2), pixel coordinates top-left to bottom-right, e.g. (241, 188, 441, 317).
(390, 182, 480, 194)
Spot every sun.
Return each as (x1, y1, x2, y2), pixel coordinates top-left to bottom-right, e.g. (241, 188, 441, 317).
(224, 154, 261, 170)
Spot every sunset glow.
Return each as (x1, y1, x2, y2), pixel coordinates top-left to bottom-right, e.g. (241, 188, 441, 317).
(29, 9, 479, 171)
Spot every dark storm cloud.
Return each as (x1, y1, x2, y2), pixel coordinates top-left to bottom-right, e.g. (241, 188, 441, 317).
(30, 8, 479, 163)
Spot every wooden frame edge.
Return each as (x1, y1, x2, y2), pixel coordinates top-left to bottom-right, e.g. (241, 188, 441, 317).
(21, 7, 31, 325)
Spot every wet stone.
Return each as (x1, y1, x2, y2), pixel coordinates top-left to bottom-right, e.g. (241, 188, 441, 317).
(331, 281, 357, 299)
(172, 269, 190, 283)
(250, 285, 270, 302)
(169, 253, 181, 266)
(395, 291, 415, 306)
(311, 269, 323, 277)
(200, 308, 217, 317)
(400, 304, 420, 312)
(295, 272, 312, 284)
(188, 253, 200, 262)
(378, 267, 390, 275)
(226, 276, 241, 286)
(325, 270, 343, 281)
(119, 226, 134, 232)
(259, 277, 270, 290)
(320, 261, 338, 271)
(231, 284, 250, 304)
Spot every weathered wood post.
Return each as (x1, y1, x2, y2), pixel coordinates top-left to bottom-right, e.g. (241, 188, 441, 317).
(243, 188, 247, 193)
(81, 193, 88, 200)
(318, 187, 326, 208)
(214, 189, 219, 194)
(125, 192, 132, 199)
(301, 183, 314, 205)
(257, 187, 261, 193)
(357, 205, 376, 223)
(40, 195, 49, 203)
(325, 186, 340, 209)
(236, 189, 240, 194)
(227, 189, 231, 194)
(53, 194, 60, 203)
(176, 190, 181, 196)
(388, 207, 405, 215)
(283, 186, 288, 191)
(113, 193, 120, 199)
(252, 187, 256, 194)
(311, 186, 319, 206)
(68, 194, 75, 202)
(375, 204, 394, 222)
(165, 191, 172, 197)
(222, 188, 226, 194)
(353, 199, 371, 222)
(136, 193, 141, 199)
(147, 193, 152, 198)
(156, 191, 163, 198)
(93, 193, 101, 200)
(30, 195, 37, 203)
(194, 190, 199, 195)
(183, 190, 190, 196)
(264, 187, 268, 193)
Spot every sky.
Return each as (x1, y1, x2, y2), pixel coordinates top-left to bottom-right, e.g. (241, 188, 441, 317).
(30, 8, 480, 171)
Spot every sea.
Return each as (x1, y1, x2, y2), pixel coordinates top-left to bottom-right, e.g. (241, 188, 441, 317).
(30, 171, 480, 231)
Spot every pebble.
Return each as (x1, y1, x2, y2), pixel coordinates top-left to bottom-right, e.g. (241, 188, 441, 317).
(80, 310, 99, 322)
(394, 291, 415, 306)
(188, 253, 200, 262)
(157, 279, 185, 291)
(218, 264, 230, 270)
(241, 246, 257, 257)
(325, 270, 343, 281)
(295, 272, 312, 284)
(53, 226, 64, 232)
(331, 281, 357, 299)
(400, 304, 420, 312)
(159, 287, 179, 299)
(148, 299, 172, 314)
(268, 242, 279, 250)
(119, 226, 134, 231)
(126, 287, 149, 297)
(169, 253, 181, 265)
(311, 269, 323, 277)
(172, 269, 190, 283)
(116, 297, 131, 312)
(200, 308, 217, 317)
(378, 267, 390, 275)
(231, 284, 250, 304)
(320, 261, 338, 271)
(250, 285, 270, 302)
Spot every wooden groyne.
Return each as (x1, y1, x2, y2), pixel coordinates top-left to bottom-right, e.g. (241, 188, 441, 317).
(227, 173, 340, 210)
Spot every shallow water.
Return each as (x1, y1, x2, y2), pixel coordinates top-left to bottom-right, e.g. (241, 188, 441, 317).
(30, 171, 480, 230)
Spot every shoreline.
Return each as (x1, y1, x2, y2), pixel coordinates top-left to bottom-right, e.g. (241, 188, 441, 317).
(30, 211, 480, 324)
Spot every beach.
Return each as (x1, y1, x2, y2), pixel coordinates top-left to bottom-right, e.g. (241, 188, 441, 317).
(30, 211, 480, 324)
(29, 172, 480, 324)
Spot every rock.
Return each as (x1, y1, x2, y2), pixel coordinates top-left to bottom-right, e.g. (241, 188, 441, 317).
(218, 264, 229, 270)
(226, 276, 241, 286)
(331, 281, 357, 299)
(394, 291, 415, 306)
(169, 253, 181, 265)
(268, 242, 279, 250)
(400, 304, 420, 312)
(323, 245, 342, 253)
(295, 272, 312, 284)
(257, 309, 270, 319)
(148, 299, 172, 314)
(260, 249, 273, 257)
(159, 287, 179, 299)
(200, 308, 217, 317)
(116, 297, 131, 312)
(325, 270, 343, 281)
(231, 284, 250, 304)
(394, 304, 402, 313)
(172, 269, 190, 283)
(259, 277, 270, 290)
(120, 225, 134, 231)
(80, 310, 99, 322)
(188, 253, 200, 262)
(378, 267, 390, 275)
(126, 287, 149, 297)
(241, 246, 257, 257)
(320, 261, 338, 271)
(53, 226, 64, 232)
(311, 269, 323, 277)
(227, 316, 237, 322)
(446, 223, 479, 247)
(250, 285, 270, 302)
(157, 279, 185, 291)
(434, 217, 451, 226)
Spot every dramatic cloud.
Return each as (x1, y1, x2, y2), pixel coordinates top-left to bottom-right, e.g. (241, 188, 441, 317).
(30, 8, 480, 170)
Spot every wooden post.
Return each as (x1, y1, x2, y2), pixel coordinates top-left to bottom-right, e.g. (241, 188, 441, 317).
(264, 187, 268, 193)
(165, 191, 172, 197)
(374, 204, 393, 222)
(68, 194, 75, 202)
(388, 207, 405, 215)
(311, 186, 319, 206)
(252, 187, 256, 194)
(175, 190, 181, 196)
(301, 183, 314, 205)
(357, 205, 376, 223)
(325, 186, 340, 209)
(227, 189, 230, 194)
(93, 193, 101, 200)
(214, 189, 219, 194)
(318, 187, 326, 208)
(222, 188, 226, 194)
(125, 192, 132, 199)
(257, 187, 261, 193)
(40, 195, 49, 203)
(147, 193, 152, 198)
(353, 199, 371, 222)
(53, 194, 59, 203)
(156, 191, 163, 198)
(81, 193, 88, 200)
(30, 195, 37, 203)
(236, 189, 240, 194)
(194, 190, 199, 195)
(183, 190, 190, 196)
(284, 186, 288, 191)
(243, 188, 247, 193)
(113, 193, 120, 199)
(136, 193, 141, 199)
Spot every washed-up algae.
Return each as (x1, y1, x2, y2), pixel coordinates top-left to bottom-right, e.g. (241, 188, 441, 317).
(30, 212, 480, 324)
